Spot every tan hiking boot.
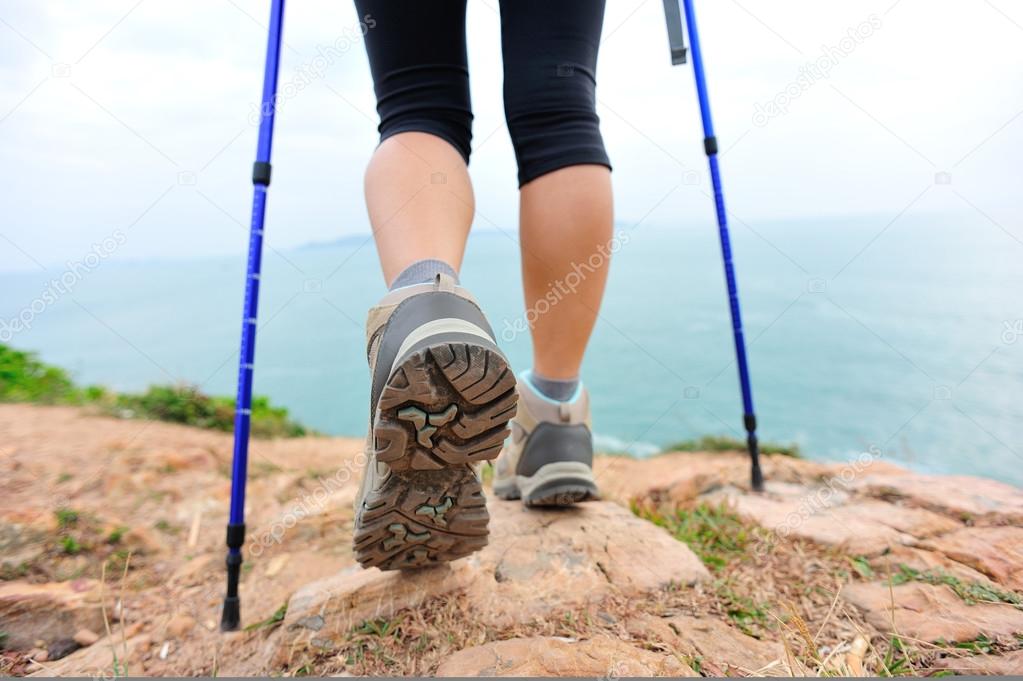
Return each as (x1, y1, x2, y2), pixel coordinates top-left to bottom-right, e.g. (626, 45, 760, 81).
(353, 274, 518, 570)
(493, 371, 599, 507)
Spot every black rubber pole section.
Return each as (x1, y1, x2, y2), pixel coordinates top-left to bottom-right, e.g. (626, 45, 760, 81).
(744, 413, 764, 491)
(221, 522, 245, 631)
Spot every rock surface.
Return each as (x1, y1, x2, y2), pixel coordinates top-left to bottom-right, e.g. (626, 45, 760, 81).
(870, 545, 994, 585)
(842, 582, 1023, 643)
(705, 481, 959, 556)
(933, 649, 1023, 675)
(849, 472, 1023, 522)
(2, 404, 1023, 677)
(279, 500, 709, 660)
(0, 579, 104, 650)
(278, 562, 474, 665)
(627, 613, 785, 675)
(921, 526, 1023, 590)
(434, 636, 696, 677)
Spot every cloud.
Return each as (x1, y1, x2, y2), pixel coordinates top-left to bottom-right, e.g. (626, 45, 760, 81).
(1, 0, 1021, 271)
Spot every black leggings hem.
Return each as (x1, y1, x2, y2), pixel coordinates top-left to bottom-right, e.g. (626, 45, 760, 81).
(357, 0, 609, 186)
(518, 154, 612, 188)
(379, 125, 472, 165)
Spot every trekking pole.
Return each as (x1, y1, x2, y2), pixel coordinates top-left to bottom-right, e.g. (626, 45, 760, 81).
(662, 0, 764, 491)
(221, 0, 286, 632)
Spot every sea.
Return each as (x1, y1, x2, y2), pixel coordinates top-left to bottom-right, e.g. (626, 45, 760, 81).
(2, 214, 1021, 485)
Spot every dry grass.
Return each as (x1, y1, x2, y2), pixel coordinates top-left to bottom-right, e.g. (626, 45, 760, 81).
(300, 591, 638, 676)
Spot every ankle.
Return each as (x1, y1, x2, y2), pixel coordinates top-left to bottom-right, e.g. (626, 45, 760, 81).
(389, 259, 458, 290)
(527, 369, 580, 402)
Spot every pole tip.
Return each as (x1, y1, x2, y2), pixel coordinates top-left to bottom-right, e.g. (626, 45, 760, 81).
(744, 420, 765, 493)
(750, 460, 765, 493)
(220, 597, 241, 632)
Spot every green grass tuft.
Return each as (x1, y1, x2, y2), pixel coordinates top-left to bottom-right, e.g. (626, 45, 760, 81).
(55, 508, 80, 529)
(947, 634, 994, 655)
(632, 501, 753, 572)
(244, 602, 288, 632)
(107, 526, 128, 544)
(879, 635, 913, 677)
(891, 564, 1023, 607)
(849, 556, 875, 579)
(716, 582, 769, 635)
(60, 535, 82, 555)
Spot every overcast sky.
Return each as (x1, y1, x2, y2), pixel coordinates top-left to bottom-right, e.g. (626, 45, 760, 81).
(1, 0, 1021, 272)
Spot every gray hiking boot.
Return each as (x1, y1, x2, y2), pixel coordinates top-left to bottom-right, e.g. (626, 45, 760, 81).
(493, 372, 599, 507)
(353, 274, 518, 570)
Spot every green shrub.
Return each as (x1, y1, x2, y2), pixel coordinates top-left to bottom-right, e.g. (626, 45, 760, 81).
(112, 384, 306, 438)
(0, 344, 76, 404)
(664, 434, 801, 458)
(1, 343, 307, 438)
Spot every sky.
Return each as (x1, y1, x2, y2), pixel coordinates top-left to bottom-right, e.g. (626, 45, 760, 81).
(1, 0, 1021, 272)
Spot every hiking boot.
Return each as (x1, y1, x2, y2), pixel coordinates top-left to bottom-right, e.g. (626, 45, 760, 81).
(353, 273, 518, 570)
(493, 372, 599, 507)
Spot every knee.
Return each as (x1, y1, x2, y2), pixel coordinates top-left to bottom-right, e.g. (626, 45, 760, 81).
(504, 65, 610, 186)
(376, 66, 473, 163)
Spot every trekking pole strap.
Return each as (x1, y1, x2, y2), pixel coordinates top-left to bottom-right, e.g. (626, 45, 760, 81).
(662, 0, 688, 64)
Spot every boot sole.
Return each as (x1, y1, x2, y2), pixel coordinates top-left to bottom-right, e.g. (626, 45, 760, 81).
(353, 467, 491, 570)
(494, 461, 600, 508)
(354, 342, 517, 570)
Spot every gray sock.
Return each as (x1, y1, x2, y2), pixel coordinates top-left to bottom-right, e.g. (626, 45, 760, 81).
(389, 259, 459, 291)
(529, 370, 580, 402)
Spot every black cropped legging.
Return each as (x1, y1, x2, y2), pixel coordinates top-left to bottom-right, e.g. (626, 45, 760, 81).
(354, 0, 611, 187)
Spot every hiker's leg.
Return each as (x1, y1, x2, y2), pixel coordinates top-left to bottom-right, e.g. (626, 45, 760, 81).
(353, 0, 518, 567)
(365, 134, 473, 286)
(356, 0, 473, 287)
(500, 0, 613, 384)
(519, 167, 613, 382)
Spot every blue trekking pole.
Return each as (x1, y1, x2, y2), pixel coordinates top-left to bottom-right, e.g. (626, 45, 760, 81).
(221, 0, 286, 631)
(662, 0, 764, 491)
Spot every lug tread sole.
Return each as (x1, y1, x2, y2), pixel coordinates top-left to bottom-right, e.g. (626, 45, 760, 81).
(354, 467, 490, 570)
(374, 343, 517, 472)
(356, 341, 516, 570)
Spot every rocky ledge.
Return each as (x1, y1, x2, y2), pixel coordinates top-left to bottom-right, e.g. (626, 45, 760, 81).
(1, 404, 1021, 676)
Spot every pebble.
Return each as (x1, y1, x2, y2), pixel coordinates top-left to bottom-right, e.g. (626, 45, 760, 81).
(73, 628, 100, 646)
(265, 553, 290, 577)
(166, 613, 195, 638)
